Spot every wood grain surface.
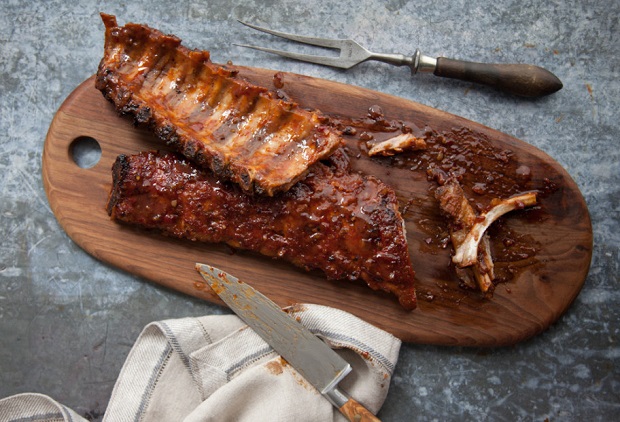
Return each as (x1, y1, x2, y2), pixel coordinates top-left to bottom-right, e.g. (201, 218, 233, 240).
(42, 73, 592, 346)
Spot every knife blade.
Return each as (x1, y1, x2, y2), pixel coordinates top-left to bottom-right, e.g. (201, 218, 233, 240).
(195, 263, 381, 422)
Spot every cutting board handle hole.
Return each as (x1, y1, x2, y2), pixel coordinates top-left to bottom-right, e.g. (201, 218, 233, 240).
(70, 136, 102, 169)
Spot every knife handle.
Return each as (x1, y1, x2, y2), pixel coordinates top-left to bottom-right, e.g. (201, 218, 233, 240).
(433, 57, 563, 97)
(339, 397, 382, 422)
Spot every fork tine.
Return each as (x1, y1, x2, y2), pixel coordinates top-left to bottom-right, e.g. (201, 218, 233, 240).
(237, 20, 344, 50)
(233, 43, 353, 69)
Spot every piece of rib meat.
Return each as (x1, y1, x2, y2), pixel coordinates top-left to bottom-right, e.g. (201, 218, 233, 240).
(107, 150, 417, 310)
(435, 180, 495, 292)
(96, 13, 343, 196)
(452, 191, 538, 267)
(367, 133, 427, 157)
(435, 179, 537, 294)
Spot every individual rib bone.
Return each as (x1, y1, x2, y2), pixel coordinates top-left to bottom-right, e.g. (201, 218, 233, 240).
(452, 192, 537, 268)
(436, 179, 537, 293)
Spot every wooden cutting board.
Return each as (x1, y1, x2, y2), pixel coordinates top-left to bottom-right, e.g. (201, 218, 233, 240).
(43, 73, 592, 346)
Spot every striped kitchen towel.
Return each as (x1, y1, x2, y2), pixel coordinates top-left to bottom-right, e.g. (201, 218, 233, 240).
(0, 304, 401, 422)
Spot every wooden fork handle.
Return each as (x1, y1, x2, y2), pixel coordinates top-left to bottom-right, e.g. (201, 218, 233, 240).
(434, 57, 563, 97)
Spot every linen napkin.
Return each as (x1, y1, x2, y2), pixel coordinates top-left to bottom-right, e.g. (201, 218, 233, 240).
(0, 304, 401, 421)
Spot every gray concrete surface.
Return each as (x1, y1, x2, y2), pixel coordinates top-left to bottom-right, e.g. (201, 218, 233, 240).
(1, 1, 618, 420)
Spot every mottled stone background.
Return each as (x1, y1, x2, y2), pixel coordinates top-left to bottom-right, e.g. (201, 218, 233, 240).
(1, 0, 618, 420)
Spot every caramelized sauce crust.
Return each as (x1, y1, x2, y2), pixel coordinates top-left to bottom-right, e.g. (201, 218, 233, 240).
(108, 151, 417, 309)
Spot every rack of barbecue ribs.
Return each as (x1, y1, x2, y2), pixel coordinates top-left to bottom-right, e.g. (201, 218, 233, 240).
(96, 13, 342, 196)
(107, 150, 418, 310)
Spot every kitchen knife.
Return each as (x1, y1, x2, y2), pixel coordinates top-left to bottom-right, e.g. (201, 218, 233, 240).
(195, 263, 381, 422)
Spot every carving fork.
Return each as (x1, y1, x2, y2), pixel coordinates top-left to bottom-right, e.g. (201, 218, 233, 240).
(236, 20, 562, 97)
